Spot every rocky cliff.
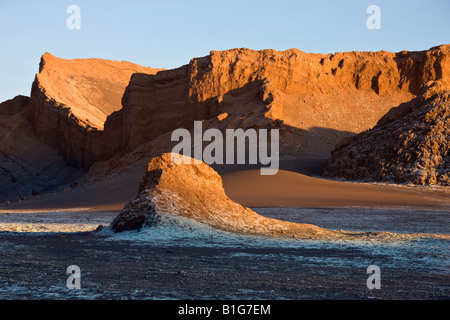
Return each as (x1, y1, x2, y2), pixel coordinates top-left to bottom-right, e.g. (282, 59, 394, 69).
(29, 53, 162, 168)
(8, 45, 450, 182)
(104, 46, 450, 164)
(321, 81, 450, 186)
(321, 44, 450, 186)
(0, 96, 83, 202)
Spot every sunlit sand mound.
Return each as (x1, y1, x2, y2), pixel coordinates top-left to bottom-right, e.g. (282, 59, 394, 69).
(111, 153, 450, 242)
(111, 153, 326, 239)
(219, 166, 450, 208)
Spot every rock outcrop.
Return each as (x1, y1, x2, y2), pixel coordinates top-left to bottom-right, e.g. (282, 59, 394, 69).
(111, 153, 331, 238)
(0, 95, 29, 116)
(322, 82, 450, 186)
(4, 45, 450, 189)
(0, 54, 163, 200)
(103, 45, 450, 165)
(25, 46, 450, 173)
(111, 153, 450, 241)
(29, 53, 162, 168)
(0, 95, 82, 202)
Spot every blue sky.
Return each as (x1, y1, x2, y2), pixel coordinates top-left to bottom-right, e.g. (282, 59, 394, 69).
(0, 0, 449, 102)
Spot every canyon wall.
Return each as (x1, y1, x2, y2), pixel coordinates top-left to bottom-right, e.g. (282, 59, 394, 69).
(321, 45, 450, 186)
(28, 53, 162, 168)
(0, 96, 83, 201)
(26, 45, 450, 169)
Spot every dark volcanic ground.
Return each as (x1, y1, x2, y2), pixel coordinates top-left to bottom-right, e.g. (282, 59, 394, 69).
(0, 207, 449, 300)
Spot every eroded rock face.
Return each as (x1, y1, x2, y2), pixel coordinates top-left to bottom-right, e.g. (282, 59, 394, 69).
(33, 53, 161, 130)
(110, 153, 450, 241)
(110, 153, 330, 238)
(322, 83, 450, 186)
(23, 45, 450, 171)
(320, 45, 450, 186)
(29, 53, 161, 168)
(108, 46, 450, 160)
(0, 95, 29, 116)
(0, 95, 83, 202)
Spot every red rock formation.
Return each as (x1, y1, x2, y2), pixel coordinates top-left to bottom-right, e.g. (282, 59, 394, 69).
(110, 153, 449, 241)
(322, 82, 450, 186)
(3, 46, 448, 202)
(0, 96, 82, 202)
(23, 45, 450, 172)
(111, 153, 331, 238)
(0, 95, 29, 116)
(321, 45, 450, 186)
(106, 46, 450, 163)
(29, 53, 162, 168)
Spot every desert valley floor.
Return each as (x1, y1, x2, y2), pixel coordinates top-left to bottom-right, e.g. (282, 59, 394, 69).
(0, 163, 448, 300)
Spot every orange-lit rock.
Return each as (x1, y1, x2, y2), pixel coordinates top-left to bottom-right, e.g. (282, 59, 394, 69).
(26, 46, 450, 171)
(29, 53, 162, 168)
(111, 153, 330, 238)
(110, 153, 449, 241)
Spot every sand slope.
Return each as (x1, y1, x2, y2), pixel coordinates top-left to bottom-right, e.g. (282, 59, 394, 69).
(221, 169, 450, 208)
(3, 159, 449, 213)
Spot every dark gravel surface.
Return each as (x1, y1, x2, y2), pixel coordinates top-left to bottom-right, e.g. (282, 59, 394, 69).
(0, 230, 448, 300)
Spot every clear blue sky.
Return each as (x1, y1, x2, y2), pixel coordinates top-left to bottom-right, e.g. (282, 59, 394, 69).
(0, 0, 449, 102)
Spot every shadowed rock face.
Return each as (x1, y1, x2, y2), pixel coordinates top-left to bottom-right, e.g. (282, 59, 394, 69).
(322, 83, 450, 186)
(320, 45, 450, 186)
(0, 96, 83, 202)
(0, 95, 29, 116)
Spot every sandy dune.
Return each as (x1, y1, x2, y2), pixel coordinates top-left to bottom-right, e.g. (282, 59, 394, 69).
(220, 169, 450, 208)
(3, 158, 449, 214)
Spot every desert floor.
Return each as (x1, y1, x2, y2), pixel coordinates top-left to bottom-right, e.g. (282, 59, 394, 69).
(0, 159, 449, 300)
(4, 159, 450, 212)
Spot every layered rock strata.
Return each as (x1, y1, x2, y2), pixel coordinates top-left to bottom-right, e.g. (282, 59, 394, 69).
(29, 46, 450, 169)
